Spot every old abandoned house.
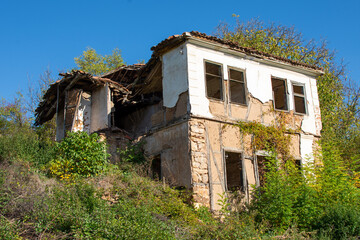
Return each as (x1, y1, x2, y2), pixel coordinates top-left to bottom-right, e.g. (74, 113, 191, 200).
(35, 31, 323, 211)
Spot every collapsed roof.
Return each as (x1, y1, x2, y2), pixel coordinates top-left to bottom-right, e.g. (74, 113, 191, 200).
(35, 70, 131, 125)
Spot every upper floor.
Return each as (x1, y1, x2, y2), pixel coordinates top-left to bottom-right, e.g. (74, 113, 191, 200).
(35, 32, 323, 140)
(160, 32, 322, 136)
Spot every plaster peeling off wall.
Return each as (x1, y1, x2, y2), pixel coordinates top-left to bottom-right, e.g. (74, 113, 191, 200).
(300, 134, 314, 164)
(162, 44, 188, 108)
(73, 92, 91, 133)
(185, 42, 321, 136)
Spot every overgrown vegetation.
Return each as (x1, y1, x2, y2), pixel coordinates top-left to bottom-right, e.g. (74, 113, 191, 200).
(1, 17, 359, 239)
(216, 17, 360, 169)
(48, 131, 110, 181)
(74, 47, 125, 76)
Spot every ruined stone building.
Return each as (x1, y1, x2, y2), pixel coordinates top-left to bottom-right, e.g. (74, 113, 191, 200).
(36, 32, 323, 211)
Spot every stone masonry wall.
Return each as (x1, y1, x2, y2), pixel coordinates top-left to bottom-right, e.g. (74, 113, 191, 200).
(189, 119, 210, 208)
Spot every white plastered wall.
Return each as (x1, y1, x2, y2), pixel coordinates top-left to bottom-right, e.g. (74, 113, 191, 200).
(300, 134, 314, 164)
(184, 42, 321, 162)
(162, 45, 189, 108)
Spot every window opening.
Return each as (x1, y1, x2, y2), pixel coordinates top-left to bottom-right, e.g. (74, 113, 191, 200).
(271, 77, 288, 111)
(293, 84, 307, 114)
(229, 69, 246, 104)
(256, 155, 269, 187)
(295, 159, 302, 170)
(225, 151, 244, 192)
(151, 155, 162, 180)
(205, 61, 223, 100)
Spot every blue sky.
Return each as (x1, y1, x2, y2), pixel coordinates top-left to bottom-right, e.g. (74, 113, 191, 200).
(1, 0, 359, 102)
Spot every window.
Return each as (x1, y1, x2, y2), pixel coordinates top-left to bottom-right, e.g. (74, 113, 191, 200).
(256, 155, 268, 187)
(205, 61, 223, 100)
(292, 83, 307, 114)
(271, 77, 288, 111)
(151, 155, 162, 180)
(228, 68, 246, 104)
(295, 159, 302, 170)
(224, 151, 245, 192)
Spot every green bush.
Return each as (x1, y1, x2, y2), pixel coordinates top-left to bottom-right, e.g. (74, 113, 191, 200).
(29, 180, 181, 239)
(0, 126, 54, 166)
(250, 154, 298, 230)
(48, 131, 110, 180)
(313, 204, 360, 239)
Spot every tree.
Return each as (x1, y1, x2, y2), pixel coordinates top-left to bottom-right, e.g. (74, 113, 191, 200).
(216, 17, 360, 168)
(26, 68, 55, 115)
(74, 47, 125, 76)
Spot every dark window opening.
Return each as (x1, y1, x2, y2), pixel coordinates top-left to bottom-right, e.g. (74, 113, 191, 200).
(293, 84, 306, 114)
(256, 155, 269, 187)
(272, 78, 288, 111)
(225, 151, 244, 192)
(295, 159, 302, 170)
(205, 62, 223, 100)
(151, 155, 162, 180)
(229, 69, 246, 104)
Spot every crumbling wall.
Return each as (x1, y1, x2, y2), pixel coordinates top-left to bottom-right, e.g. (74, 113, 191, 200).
(119, 90, 191, 186)
(119, 91, 189, 137)
(189, 118, 255, 211)
(73, 92, 91, 133)
(143, 121, 191, 187)
(189, 95, 307, 211)
(185, 41, 322, 136)
(119, 102, 163, 136)
(162, 44, 188, 108)
(97, 128, 131, 163)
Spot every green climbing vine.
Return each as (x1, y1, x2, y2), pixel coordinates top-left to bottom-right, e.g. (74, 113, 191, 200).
(234, 112, 298, 162)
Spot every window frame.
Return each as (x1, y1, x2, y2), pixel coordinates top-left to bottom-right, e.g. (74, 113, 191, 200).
(204, 60, 224, 101)
(227, 67, 248, 106)
(222, 149, 247, 193)
(291, 82, 308, 115)
(271, 76, 289, 112)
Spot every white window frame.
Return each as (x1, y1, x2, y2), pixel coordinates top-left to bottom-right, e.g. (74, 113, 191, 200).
(291, 82, 308, 115)
(204, 60, 224, 101)
(227, 67, 248, 106)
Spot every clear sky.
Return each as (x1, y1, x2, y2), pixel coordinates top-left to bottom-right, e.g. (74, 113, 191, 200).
(1, 0, 359, 101)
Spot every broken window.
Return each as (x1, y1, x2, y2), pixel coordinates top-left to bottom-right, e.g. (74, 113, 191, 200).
(205, 61, 223, 100)
(256, 155, 268, 187)
(224, 151, 244, 192)
(271, 77, 288, 111)
(292, 83, 307, 114)
(228, 68, 246, 105)
(151, 155, 162, 180)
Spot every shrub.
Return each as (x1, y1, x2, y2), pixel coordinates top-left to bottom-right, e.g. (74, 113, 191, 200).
(312, 204, 360, 239)
(48, 131, 109, 180)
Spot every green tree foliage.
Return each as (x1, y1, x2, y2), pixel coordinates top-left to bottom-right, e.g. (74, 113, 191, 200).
(74, 47, 125, 76)
(216, 17, 360, 169)
(0, 96, 54, 165)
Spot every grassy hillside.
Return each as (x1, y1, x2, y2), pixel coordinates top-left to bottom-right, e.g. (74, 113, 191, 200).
(1, 102, 360, 239)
